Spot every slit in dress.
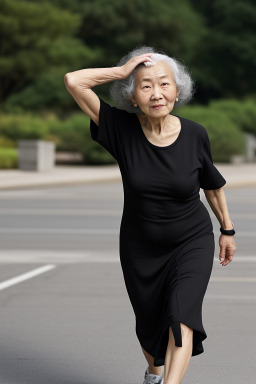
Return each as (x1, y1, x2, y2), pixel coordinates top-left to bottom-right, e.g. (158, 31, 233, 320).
(171, 321, 182, 347)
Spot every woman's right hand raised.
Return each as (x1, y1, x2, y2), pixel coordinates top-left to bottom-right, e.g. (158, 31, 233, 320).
(120, 53, 154, 79)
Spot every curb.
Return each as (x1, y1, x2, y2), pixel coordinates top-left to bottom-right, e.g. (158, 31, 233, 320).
(0, 177, 256, 191)
(0, 176, 122, 191)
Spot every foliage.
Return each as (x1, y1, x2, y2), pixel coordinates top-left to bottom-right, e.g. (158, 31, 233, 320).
(1, 0, 255, 167)
(1, 0, 255, 111)
(174, 103, 245, 162)
(0, 113, 49, 140)
(189, 0, 256, 101)
(0, 148, 18, 168)
(0, 0, 100, 112)
(208, 97, 256, 135)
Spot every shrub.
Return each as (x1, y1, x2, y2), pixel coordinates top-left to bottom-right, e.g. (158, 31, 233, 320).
(208, 97, 256, 135)
(174, 104, 245, 162)
(0, 148, 18, 169)
(0, 136, 16, 147)
(47, 112, 117, 164)
(0, 113, 49, 140)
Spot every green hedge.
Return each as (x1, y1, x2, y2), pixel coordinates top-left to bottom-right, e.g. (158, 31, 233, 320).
(208, 97, 256, 135)
(47, 112, 117, 165)
(0, 97, 254, 168)
(0, 148, 18, 168)
(0, 135, 16, 147)
(174, 104, 245, 162)
(0, 114, 49, 140)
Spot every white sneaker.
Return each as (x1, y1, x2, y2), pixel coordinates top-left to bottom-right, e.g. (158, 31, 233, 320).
(143, 366, 164, 384)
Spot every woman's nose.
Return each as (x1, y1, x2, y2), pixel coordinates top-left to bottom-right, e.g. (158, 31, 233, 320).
(151, 86, 162, 99)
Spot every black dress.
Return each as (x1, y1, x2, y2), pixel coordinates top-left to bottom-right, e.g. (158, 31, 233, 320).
(90, 97, 226, 367)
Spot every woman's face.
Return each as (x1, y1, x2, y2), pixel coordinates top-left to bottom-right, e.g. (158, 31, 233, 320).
(130, 61, 179, 117)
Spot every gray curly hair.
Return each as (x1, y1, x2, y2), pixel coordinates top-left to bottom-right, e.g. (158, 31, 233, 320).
(109, 45, 196, 114)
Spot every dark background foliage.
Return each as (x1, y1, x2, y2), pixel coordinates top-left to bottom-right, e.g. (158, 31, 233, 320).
(0, 0, 255, 166)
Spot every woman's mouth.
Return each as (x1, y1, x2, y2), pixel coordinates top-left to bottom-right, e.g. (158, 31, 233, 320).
(151, 105, 164, 110)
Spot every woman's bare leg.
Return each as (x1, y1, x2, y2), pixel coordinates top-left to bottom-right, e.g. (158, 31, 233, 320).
(164, 323, 193, 384)
(141, 345, 162, 376)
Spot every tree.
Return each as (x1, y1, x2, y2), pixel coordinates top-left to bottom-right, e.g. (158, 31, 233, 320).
(189, 0, 256, 102)
(0, 0, 99, 112)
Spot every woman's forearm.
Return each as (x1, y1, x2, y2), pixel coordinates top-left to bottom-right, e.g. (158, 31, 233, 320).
(204, 188, 234, 229)
(64, 66, 124, 89)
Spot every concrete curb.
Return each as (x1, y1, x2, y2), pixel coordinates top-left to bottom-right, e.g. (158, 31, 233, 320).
(1, 177, 256, 191)
(0, 164, 256, 190)
(0, 176, 122, 190)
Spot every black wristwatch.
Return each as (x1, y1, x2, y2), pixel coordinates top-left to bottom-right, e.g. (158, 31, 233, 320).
(220, 221, 235, 236)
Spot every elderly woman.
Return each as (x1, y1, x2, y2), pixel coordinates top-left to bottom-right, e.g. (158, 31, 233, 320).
(64, 46, 236, 384)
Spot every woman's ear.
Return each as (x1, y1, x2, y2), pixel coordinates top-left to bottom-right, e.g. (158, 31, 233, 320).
(129, 96, 137, 107)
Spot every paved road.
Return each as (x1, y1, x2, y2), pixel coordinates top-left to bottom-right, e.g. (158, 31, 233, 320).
(0, 182, 255, 384)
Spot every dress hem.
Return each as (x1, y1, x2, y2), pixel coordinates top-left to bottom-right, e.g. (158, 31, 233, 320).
(137, 318, 207, 367)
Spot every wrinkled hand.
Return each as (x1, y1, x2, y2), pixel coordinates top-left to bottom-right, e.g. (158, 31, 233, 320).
(219, 234, 237, 266)
(121, 53, 154, 78)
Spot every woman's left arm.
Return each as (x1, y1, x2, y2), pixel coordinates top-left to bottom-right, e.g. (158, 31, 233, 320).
(204, 188, 237, 267)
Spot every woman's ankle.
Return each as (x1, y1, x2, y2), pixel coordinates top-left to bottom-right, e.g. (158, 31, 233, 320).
(148, 365, 162, 376)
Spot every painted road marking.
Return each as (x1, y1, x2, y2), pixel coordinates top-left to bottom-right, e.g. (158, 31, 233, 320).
(210, 277, 256, 282)
(0, 264, 56, 291)
(0, 228, 117, 234)
(206, 294, 256, 301)
(0, 251, 254, 263)
(0, 228, 254, 237)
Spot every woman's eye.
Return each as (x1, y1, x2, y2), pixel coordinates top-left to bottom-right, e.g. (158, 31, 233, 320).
(143, 83, 168, 88)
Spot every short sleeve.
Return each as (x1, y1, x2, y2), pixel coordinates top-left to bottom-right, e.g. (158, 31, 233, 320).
(199, 129, 226, 190)
(89, 97, 123, 161)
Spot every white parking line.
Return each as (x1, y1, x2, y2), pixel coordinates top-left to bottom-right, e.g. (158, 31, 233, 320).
(0, 228, 117, 234)
(211, 277, 256, 282)
(0, 264, 56, 291)
(0, 228, 255, 237)
(0, 209, 121, 215)
(214, 256, 256, 262)
(206, 294, 256, 301)
(0, 251, 255, 264)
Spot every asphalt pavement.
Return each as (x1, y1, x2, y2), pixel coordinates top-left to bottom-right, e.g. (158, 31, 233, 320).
(0, 166, 255, 384)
